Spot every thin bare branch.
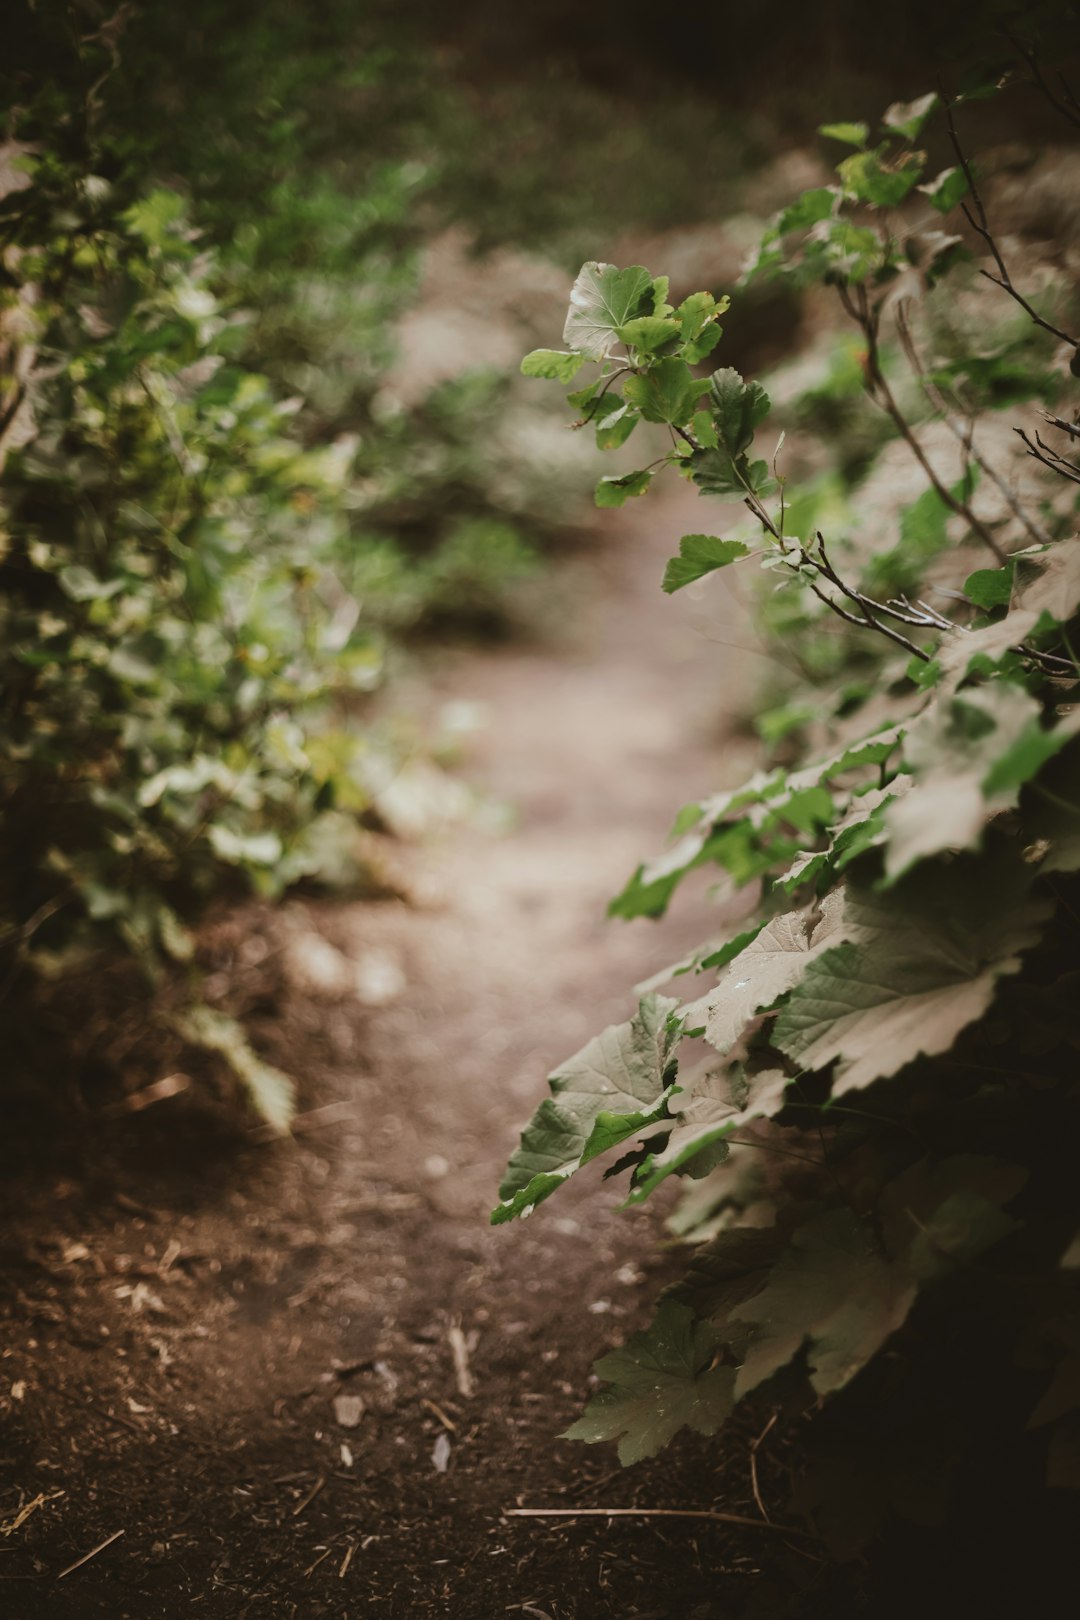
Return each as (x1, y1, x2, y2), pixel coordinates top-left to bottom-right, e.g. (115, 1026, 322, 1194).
(842, 283, 1008, 563)
(894, 305, 1052, 548)
(944, 97, 1078, 351)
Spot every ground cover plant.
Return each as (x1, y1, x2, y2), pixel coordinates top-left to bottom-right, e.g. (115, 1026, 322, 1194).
(502, 47, 1080, 1584)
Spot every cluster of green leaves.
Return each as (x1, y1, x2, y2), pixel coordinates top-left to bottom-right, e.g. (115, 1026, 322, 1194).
(504, 81, 1080, 1555)
(0, 2, 563, 1122)
(0, 141, 387, 1115)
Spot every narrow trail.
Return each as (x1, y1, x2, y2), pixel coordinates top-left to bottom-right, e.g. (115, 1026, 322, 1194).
(1, 487, 770, 1619)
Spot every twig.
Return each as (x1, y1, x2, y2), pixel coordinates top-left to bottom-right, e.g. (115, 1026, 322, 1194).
(56, 1528, 125, 1581)
(840, 281, 1009, 563)
(1003, 26, 1080, 130)
(0, 897, 70, 953)
(1015, 427, 1080, 486)
(291, 1476, 325, 1518)
(502, 1506, 806, 1536)
(894, 305, 1051, 548)
(1, 1491, 64, 1538)
(447, 1323, 475, 1399)
(303, 1546, 333, 1578)
(421, 1396, 458, 1432)
(1043, 411, 1080, 440)
(749, 1412, 779, 1525)
(944, 95, 1078, 351)
(338, 1540, 356, 1578)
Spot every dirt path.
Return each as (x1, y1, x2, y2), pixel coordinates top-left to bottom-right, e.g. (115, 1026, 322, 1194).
(0, 488, 779, 1619)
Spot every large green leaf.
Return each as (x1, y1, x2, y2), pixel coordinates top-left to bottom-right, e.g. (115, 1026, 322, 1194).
(617, 315, 681, 353)
(774, 874, 1049, 1096)
(731, 1206, 916, 1398)
(687, 889, 848, 1058)
(885, 683, 1080, 879)
(520, 348, 585, 381)
(662, 534, 750, 594)
(562, 262, 654, 359)
(492, 994, 682, 1224)
(707, 367, 771, 457)
(694, 1158, 1023, 1408)
(884, 683, 1037, 879)
(563, 1301, 735, 1464)
(623, 357, 706, 425)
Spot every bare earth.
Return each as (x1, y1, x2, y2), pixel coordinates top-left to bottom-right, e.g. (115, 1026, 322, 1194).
(0, 487, 803, 1620)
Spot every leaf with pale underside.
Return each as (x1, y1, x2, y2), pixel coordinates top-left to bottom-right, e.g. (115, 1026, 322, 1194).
(1018, 541, 1080, 621)
(885, 683, 1080, 879)
(884, 683, 1040, 879)
(938, 612, 1038, 678)
(562, 1301, 735, 1464)
(492, 994, 682, 1224)
(687, 889, 848, 1058)
(563, 262, 654, 359)
(626, 1066, 790, 1203)
(774, 875, 1050, 1096)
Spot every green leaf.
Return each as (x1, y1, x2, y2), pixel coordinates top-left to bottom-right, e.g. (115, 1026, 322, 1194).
(594, 469, 653, 508)
(691, 409, 718, 448)
(696, 921, 768, 974)
(819, 122, 870, 148)
(838, 148, 924, 206)
(964, 563, 1014, 609)
(982, 707, 1080, 797)
(627, 1066, 790, 1202)
(176, 1006, 294, 1132)
(731, 1207, 917, 1398)
(918, 165, 969, 213)
(708, 368, 771, 457)
(492, 994, 682, 1223)
(662, 535, 750, 594)
(774, 871, 1049, 1096)
(684, 326, 723, 365)
(566, 376, 607, 412)
(879, 1154, 1026, 1284)
(866, 473, 976, 596)
(687, 890, 848, 1059)
(883, 683, 1080, 880)
(563, 1302, 736, 1465)
(563, 262, 654, 359)
(677, 290, 722, 341)
(617, 315, 681, 353)
(594, 402, 640, 449)
(882, 92, 939, 141)
(775, 187, 838, 235)
(521, 348, 586, 382)
(623, 357, 706, 425)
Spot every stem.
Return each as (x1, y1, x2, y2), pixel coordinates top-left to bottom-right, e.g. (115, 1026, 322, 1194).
(843, 283, 1009, 564)
(944, 95, 1078, 351)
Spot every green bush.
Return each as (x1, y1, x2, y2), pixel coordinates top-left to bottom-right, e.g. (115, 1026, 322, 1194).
(501, 66, 1080, 1580)
(0, 1, 574, 1122)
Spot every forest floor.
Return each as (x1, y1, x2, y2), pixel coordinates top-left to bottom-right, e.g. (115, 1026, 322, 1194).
(0, 477, 832, 1619)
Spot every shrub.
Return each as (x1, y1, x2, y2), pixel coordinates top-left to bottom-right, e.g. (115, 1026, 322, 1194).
(500, 62, 1080, 1576)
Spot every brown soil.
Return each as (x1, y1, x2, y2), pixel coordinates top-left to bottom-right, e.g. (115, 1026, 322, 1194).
(0, 489, 814, 1620)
